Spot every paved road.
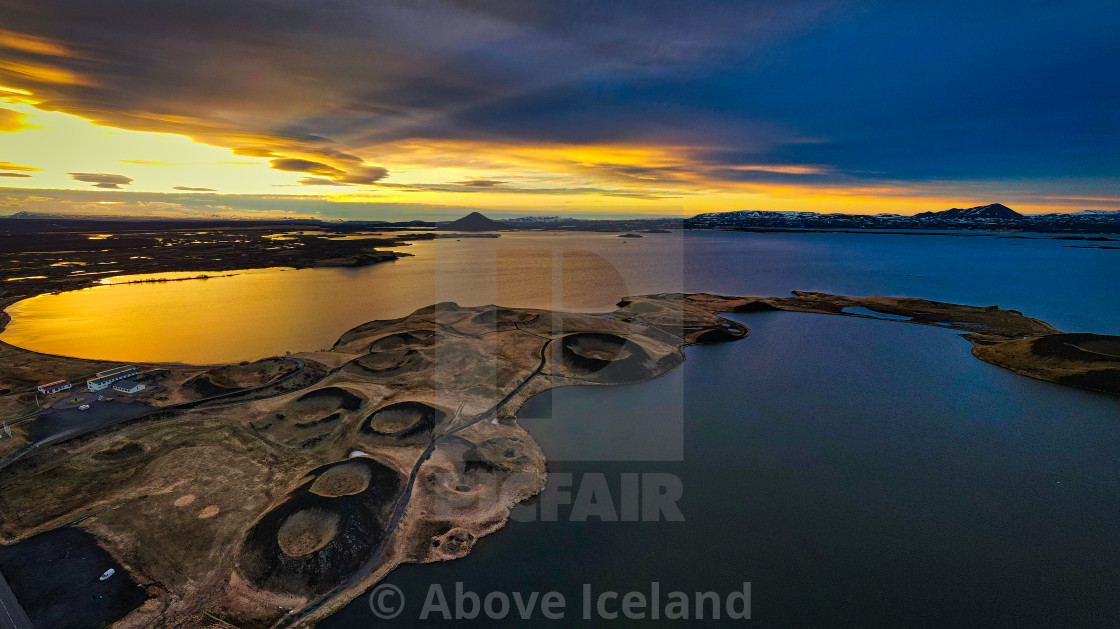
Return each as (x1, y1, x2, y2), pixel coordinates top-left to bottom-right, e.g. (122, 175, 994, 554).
(0, 356, 308, 626)
(26, 399, 152, 443)
(0, 357, 305, 472)
(0, 567, 33, 629)
(0, 399, 153, 471)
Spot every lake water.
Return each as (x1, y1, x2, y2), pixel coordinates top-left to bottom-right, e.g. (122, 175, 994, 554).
(3, 231, 1118, 363)
(324, 312, 1120, 627)
(4, 230, 1119, 626)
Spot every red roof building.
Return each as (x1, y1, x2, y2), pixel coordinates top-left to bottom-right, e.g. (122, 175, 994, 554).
(37, 379, 72, 395)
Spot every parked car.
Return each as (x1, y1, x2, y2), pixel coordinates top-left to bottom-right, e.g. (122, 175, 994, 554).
(97, 395, 104, 401)
(78, 404, 90, 410)
(105, 397, 114, 401)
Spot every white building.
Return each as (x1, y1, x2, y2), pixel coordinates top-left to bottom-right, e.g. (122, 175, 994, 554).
(88, 365, 139, 391)
(112, 379, 146, 394)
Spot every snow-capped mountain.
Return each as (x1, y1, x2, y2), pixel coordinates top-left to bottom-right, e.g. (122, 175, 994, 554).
(686, 205, 1120, 232)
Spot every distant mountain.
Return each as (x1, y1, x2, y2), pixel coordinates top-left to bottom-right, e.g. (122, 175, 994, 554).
(500, 215, 574, 224)
(1, 211, 327, 223)
(437, 212, 507, 231)
(2, 211, 220, 222)
(686, 205, 1120, 232)
(914, 203, 1022, 221)
(5, 211, 85, 220)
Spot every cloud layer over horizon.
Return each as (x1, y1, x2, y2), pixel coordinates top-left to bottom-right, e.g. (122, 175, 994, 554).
(0, 0, 1117, 218)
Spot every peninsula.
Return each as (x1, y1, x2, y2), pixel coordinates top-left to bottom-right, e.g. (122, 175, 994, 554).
(0, 290, 1116, 627)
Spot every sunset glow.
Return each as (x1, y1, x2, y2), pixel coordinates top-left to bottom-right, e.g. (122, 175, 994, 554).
(1, 3, 1117, 219)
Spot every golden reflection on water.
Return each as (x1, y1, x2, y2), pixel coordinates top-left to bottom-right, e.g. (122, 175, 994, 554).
(2, 233, 682, 363)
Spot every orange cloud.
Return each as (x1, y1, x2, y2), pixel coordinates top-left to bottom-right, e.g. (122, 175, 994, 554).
(0, 59, 94, 86)
(0, 29, 72, 57)
(0, 107, 37, 132)
(233, 147, 282, 158)
(0, 160, 41, 172)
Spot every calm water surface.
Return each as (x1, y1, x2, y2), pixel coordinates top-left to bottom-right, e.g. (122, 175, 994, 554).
(4, 231, 1118, 626)
(3, 231, 1118, 362)
(325, 313, 1120, 627)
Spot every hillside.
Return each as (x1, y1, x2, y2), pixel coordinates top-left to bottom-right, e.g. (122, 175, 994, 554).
(436, 212, 507, 231)
(914, 203, 1022, 220)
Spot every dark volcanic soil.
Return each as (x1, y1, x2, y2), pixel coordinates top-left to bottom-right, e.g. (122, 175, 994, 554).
(0, 218, 413, 302)
(237, 457, 404, 597)
(0, 527, 148, 629)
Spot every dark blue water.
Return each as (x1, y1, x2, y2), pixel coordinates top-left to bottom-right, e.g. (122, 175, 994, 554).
(676, 232, 1120, 335)
(11, 230, 1119, 362)
(325, 312, 1120, 627)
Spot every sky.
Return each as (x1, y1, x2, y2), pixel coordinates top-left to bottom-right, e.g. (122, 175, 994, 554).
(0, 0, 1117, 220)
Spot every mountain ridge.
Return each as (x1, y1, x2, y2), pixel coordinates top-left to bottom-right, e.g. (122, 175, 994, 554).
(685, 204, 1120, 232)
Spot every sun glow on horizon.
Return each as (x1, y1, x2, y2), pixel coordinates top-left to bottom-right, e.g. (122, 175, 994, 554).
(0, 96, 1114, 220)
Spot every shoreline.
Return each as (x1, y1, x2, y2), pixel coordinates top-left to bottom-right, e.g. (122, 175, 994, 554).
(1, 227, 1118, 628)
(0, 220, 416, 305)
(0, 291, 1115, 628)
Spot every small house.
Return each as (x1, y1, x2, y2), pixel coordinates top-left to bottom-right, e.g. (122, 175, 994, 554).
(37, 379, 72, 395)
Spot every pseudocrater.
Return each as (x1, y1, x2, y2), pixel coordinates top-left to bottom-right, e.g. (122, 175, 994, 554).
(367, 330, 436, 353)
(237, 457, 403, 596)
(292, 387, 363, 414)
(361, 401, 446, 439)
(353, 348, 415, 374)
(91, 440, 146, 462)
(471, 308, 539, 325)
(560, 332, 654, 380)
(253, 386, 366, 449)
(690, 321, 749, 344)
(276, 508, 340, 556)
(310, 461, 373, 497)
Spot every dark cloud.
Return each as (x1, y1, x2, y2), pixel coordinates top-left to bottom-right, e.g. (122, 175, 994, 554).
(0, 1, 833, 151)
(1, 0, 1117, 196)
(454, 179, 506, 187)
(269, 158, 387, 185)
(297, 177, 349, 186)
(268, 158, 344, 177)
(232, 147, 281, 158)
(172, 185, 216, 191)
(67, 172, 134, 188)
(0, 173, 32, 178)
(334, 166, 389, 185)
